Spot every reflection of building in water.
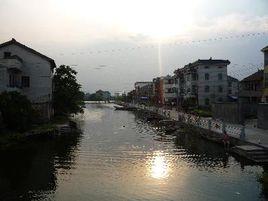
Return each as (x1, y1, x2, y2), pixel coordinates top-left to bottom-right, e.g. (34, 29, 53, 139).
(0, 134, 80, 200)
(175, 132, 229, 168)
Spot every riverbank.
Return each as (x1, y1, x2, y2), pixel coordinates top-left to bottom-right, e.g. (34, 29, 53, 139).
(0, 116, 79, 150)
(133, 104, 268, 164)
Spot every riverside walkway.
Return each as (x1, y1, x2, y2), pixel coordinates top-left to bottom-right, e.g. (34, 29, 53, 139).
(133, 104, 268, 150)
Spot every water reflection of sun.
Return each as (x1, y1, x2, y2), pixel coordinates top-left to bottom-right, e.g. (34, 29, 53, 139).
(150, 152, 169, 179)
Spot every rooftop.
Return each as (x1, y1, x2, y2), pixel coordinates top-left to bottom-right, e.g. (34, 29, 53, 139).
(0, 38, 56, 69)
(174, 58, 230, 74)
(228, 75, 239, 82)
(241, 70, 263, 82)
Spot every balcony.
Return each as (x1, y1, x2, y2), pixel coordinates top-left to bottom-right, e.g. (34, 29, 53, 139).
(6, 85, 22, 92)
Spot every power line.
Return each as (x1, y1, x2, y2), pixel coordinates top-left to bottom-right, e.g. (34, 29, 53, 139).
(57, 31, 268, 56)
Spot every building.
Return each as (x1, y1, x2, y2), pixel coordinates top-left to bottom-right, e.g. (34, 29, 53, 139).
(227, 75, 239, 100)
(239, 70, 264, 104)
(134, 81, 153, 103)
(0, 38, 56, 120)
(174, 58, 230, 106)
(152, 77, 164, 105)
(163, 75, 178, 106)
(261, 45, 268, 102)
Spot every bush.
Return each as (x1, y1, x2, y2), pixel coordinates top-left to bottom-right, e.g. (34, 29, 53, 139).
(0, 91, 34, 131)
(192, 108, 212, 117)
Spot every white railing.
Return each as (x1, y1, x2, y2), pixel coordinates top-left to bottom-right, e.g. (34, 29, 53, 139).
(134, 104, 245, 139)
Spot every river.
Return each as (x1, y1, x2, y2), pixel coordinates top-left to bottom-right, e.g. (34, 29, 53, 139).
(0, 103, 267, 201)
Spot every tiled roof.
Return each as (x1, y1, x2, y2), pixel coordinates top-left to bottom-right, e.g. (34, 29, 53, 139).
(241, 70, 263, 82)
(0, 38, 56, 69)
(174, 58, 230, 75)
(227, 75, 239, 82)
(189, 58, 230, 67)
(261, 46, 268, 52)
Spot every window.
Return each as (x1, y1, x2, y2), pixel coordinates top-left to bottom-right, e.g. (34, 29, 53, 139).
(218, 97, 223, 102)
(192, 73, 198, 81)
(228, 81, 232, 87)
(205, 98, 210, 105)
(4, 52, 11, 58)
(205, 73, 209, 80)
(218, 73, 223, 80)
(205, 85, 210, 92)
(186, 75, 190, 81)
(228, 89, 232, 94)
(204, 66, 209, 69)
(192, 85, 197, 94)
(218, 85, 223, 93)
(9, 74, 20, 87)
(21, 76, 30, 87)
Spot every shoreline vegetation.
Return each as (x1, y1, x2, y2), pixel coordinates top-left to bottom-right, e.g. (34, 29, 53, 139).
(0, 115, 78, 150)
(0, 65, 85, 150)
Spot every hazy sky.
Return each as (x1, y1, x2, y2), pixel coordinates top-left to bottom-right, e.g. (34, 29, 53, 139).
(0, 0, 268, 94)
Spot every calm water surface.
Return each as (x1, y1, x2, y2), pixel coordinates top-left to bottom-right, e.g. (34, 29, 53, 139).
(0, 104, 267, 201)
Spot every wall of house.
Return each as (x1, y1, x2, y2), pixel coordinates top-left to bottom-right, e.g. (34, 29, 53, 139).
(0, 44, 53, 103)
(264, 51, 268, 66)
(197, 64, 228, 106)
(228, 80, 239, 96)
(212, 103, 240, 124)
(0, 66, 8, 92)
(257, 103, 268, 129)
(183, 72, 198, 99)
(163, 76, 176, 103)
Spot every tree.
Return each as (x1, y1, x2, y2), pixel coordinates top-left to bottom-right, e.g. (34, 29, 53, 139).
(53, 65, 85, 115)
(0, 91, 34, 131)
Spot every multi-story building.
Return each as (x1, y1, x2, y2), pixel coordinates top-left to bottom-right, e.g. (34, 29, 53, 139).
(261, 45, 268, 102)
(0, 38, 56, 119)
(134, 81, 153, 103)
(152, 77, 164, 105)
(239, 70, 264, 104)
(174, 58, 230, 106)
(163, 75, 177, 105)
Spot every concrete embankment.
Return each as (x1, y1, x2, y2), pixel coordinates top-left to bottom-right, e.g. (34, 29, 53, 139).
(134, 105, 268, 164)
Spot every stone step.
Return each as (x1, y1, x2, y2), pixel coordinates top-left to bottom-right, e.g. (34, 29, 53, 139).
(251, 155, 268, 159)
(232, 145, 268, 163)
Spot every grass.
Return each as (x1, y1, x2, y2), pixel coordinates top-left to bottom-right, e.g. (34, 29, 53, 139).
(192, 108, 212, 117)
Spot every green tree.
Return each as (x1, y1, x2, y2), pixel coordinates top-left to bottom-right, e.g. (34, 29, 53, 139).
(0, 91, 34, 131)
(53, 65, 85, 115)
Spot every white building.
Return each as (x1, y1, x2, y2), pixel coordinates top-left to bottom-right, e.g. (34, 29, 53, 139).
(163, 75, 177, 105)
(175, 58, 230, 106)
(0, 38, 56, 119)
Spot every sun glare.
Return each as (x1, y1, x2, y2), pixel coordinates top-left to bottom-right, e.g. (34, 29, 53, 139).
(150, 152, 169, 179)
(54, 0, 196, 40)
(123, 0, 195, 39)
